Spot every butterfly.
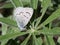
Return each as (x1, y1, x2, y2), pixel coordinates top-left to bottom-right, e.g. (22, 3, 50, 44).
(13, 7, 33, 31)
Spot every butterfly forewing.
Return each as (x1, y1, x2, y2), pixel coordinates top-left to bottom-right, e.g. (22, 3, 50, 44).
(13, 7, 33, 30)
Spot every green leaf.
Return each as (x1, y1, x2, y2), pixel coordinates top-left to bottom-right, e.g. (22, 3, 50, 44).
(35, 27, 60, 35)
(46, 36, 55, 45)
(36, 37, 42, 45)
(7, 26, 20, 34)
(57, 37, 60, 44)
(41, 0, 51, 13)
(21, 34, 31, 45)
(0, 18, 17, 27)
(31, 20, 36, 28)
(44, 36, 49, 45)
(49, 22, 52, 30)
(10, 0, 23, 7)
(1, 2, 13, 9)
(0, 31, 28, 42)
(22, 0, 31, 6)
(34, 0, 51, 28)
(0, 0, 31, 9)
(31, 0, 38, 9)
(1, 40, 8, 45)
(2, 23, 8, 35)
(32, 33, 41, 45)
(37, 8, 60, 29)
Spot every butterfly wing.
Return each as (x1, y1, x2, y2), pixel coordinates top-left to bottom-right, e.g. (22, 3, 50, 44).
(13, 7, 33, 30)
(22, 8, 33, 27)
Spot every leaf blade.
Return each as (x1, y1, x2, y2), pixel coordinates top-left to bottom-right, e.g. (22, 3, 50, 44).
(0, 18, 17, 27)
(37, 8, 60, 29)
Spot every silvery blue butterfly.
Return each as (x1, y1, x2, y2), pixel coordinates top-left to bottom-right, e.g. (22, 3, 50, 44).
(13, 7, 33, 31)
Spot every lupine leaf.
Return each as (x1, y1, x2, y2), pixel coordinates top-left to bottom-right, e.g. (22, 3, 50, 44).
(0, 31, 28, 42)
(21, 34, 31, 45)
(32, 33, 41, 45)
(35, 27, 60, 35)
(11, 0, 23, 7)
(31, 0, 38, 9)
(2, 24, 8, 35)
(0, 18, 17, 27)
(46, 36, 55, 45)
(34, 0, 51, 28)
(37, 8, 60, 29)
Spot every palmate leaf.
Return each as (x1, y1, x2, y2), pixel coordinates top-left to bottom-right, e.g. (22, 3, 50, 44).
(37, 8, 60, 29)
(0, 18, 17, 27)
(34, 0, 51, 28)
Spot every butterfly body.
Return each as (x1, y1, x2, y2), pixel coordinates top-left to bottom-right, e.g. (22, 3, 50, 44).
(13, 7, 33, 31)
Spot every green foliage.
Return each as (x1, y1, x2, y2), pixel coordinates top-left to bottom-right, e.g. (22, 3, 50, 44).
(31, 0, 38, 9)
(0, 0, 60, 45)
(11, 0, 23, 7)
(0, 18, 17, 27)
(35, 0, 51, 28)
(0, 31, 28, 42)
(2, 3, 13, 8)
(37, 8, 60, 29)
(21, 34, 31, 45)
